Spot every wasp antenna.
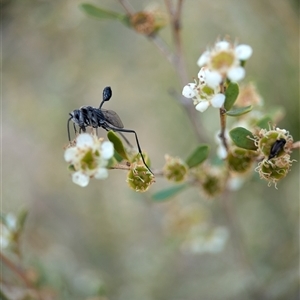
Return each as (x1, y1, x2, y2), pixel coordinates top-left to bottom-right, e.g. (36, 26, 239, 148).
(100, 86, 112, 108)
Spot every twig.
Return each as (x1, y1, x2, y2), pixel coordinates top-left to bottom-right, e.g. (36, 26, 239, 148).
(0, 251, 34, 290)
(219, 108, 228, 151)
(148, 35, 176, 65)
(116, 0, 206, 142)
(292, 141, 300, 149)
(164, 0, 188, 84)
(218, 82, 228, 151)
(117, 0, 134, 16)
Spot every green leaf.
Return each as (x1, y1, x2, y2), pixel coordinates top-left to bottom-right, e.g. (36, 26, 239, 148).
(226, 105, 253, 117)
(17, 209, 28, 231)
(256, 116, 272, 129)
(113, 150, 124, 163)
(185, 145, 209, 168)
(224, 82, 239, 111)
(80, 4, 126, 21)
(229, 127, 257, 150)
(152, 184, 187, 202)
(107, 131, 129, 160)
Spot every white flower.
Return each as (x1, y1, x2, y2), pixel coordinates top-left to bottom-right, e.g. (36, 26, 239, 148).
(65, 133, 114, 187)
(197, 39, 252, 82)
(182, 67, 225, 113)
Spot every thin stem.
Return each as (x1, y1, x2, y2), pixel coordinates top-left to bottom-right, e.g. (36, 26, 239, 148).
(292, 141, 300, 149)
(148, 35, 176, 65)
(0, 251, 35, 291)
(164, 0, 188, 84)
(117, 0, 205, 142)
(110, 163, 131, 171)
(219, 83, 228, 150)
(117, 0, 134, 16)
(219, 107, 228, 151)
(163, 0, 206, 142)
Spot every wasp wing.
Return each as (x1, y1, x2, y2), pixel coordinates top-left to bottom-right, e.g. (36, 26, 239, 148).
(102, 109, 124, 128)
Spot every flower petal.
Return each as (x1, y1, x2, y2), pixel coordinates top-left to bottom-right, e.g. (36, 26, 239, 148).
(76, 133, 94, 148)
(195, 101, 210, 112)
(205, 70, 222, 88)
(94, 168, 109, 179)
(101, 141, 114, 160)
(227, 66, 245, 82)
(211, 93, 225, 108)
(215, 41, 230, 51)
(182, 83, 197, 98)
(197, 50, 210, 67)
(235, 44, 253, 60)
(64, 147, 78, 162)
(72, 171, 90, 187)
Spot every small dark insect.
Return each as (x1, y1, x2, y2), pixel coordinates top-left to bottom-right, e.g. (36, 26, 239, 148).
(268, 138, 286, 160)
(68, 86, 153, 174)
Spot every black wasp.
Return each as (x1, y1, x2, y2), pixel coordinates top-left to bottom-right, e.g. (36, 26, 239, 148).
(68, 86, 153, 174)
(268, 138, 286, 160)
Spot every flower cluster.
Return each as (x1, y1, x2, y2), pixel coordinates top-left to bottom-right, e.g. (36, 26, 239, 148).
(64, 134, 114, 187)
(182, 67, 226, 112)
(182, 39, 252, 112)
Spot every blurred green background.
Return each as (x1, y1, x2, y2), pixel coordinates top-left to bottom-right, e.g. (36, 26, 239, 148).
(2, 0, 299, 299)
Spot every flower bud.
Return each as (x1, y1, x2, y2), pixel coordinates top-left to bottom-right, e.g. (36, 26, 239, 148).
(254, 127, 295, 187)
(256, 155, 293, 188)
(163, 155, 188, 183)
(130, 9, 167, 35)
(227, 147, 257, 174)
(127, 163, 155, 192)
(192, 164, 225, 198)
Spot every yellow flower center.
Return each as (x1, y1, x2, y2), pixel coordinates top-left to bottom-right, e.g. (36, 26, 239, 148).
(210, 51, 235, 72)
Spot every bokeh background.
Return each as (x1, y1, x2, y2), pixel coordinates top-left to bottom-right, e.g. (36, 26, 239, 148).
(2, 0, 299, 299)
